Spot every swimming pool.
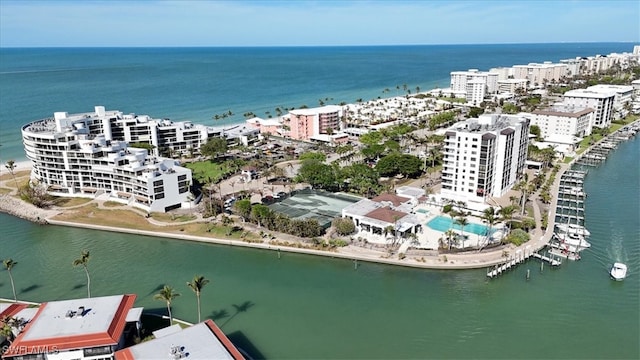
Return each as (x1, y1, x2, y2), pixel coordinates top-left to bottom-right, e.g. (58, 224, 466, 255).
(416, 209, 430, 214)
(427, 215, 493, 235)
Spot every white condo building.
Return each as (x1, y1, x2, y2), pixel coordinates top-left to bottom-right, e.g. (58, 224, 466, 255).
(441, 114, 529, 203)
(22, 107, 194, 212)
(512, 62, 568, 87)
(586, 84, 634, 119)
(528, 105, 595, 138)
(450, 69, 499, 105)
(562, 89, 616, 128)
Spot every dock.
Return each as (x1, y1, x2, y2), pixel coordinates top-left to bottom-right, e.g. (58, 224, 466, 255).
(487, 247, 562, 278)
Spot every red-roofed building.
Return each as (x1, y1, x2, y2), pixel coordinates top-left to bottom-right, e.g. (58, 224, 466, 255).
(342, 187, 424, 243)
(365, 207, 408, 224)
(2, 294, 138, 360)
(0, 303, 28, 319)
(114, 319, 244, 360)
(371, 193, 411, 207)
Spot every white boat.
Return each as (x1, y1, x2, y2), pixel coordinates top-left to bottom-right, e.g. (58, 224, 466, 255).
(555, 223, 591, 237)
(610, 263, 627, 281)
(555, 232, 591, 248)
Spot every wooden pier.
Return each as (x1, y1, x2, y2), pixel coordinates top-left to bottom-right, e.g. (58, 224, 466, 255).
(487, 248, 562, 278)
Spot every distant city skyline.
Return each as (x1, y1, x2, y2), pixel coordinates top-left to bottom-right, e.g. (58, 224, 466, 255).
(0, 0, 638, 47)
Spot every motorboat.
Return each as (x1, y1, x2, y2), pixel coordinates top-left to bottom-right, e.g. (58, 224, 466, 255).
(555, 223, 591, 237)
(555, 232, 591, 248)
(610, 263, 627, 281)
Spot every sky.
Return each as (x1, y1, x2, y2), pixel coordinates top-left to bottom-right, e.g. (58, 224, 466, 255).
(0, 0, 638, 47)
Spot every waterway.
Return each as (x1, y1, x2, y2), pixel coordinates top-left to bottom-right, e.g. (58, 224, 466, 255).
(1, 136, 638, 359)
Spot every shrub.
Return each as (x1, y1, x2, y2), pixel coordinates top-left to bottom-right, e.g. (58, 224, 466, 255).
(332, 218, 356, 236)
(505, 229, 530, 246)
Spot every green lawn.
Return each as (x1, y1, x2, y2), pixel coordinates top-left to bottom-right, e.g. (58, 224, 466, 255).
(185, 161, 228, 183)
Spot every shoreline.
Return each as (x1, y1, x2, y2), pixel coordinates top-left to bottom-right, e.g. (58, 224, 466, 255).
(2, 123, 637, 271)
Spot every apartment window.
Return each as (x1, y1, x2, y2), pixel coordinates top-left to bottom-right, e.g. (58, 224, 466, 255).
(155, 193, 165, 200)
(153, 180, 163, 187)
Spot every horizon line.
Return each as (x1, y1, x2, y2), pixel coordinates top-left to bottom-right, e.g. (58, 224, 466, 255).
(1, 41, 638, 50)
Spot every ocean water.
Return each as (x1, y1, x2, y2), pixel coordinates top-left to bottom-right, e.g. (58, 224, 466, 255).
(0, 42, 635, 161)
(0, 43, 638, 359)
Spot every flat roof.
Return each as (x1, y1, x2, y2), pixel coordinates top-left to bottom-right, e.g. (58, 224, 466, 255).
(5, 294, 136, 357)
(395, 186, 425, 199)
(114, 320, 244, 360)
(343, 199, 382, 217)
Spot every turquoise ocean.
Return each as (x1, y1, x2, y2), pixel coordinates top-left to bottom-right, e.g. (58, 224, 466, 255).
(0, 43, 638, 359)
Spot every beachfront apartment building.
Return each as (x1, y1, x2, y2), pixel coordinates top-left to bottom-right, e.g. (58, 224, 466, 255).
(450, 69, 499, 105)
(562, 88, 616, 128)
(58, 106, 258, 158)
(2, 295, 139, 360)
(440, 114, 529, 204)
(22, 109, 193, 212)
(496, 79, 528, 95)
(527, 105, 595, 138)
(287, 105, 343, 141)
(512, 62, 568, 87)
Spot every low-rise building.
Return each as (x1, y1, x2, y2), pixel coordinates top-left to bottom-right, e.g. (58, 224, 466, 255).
(528, 105, 595, 138)
(114, 320, 244, 360)
(342, 190, 423, 240)
(562, 88, 616, 128)
(2, 295, 139, 360)
(287, 105, 343, 141)
(586, 84, 634, 119)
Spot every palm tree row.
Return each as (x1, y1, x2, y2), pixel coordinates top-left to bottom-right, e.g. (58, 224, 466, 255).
(155, 275, 210, 325)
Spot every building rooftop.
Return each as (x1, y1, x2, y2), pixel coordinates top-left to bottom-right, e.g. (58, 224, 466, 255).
(365, 207, 408, 224)
(114, 320, 244, 360)
(4, 294, 136, 357)
(342, 199, 382, 217)
(447, 114, 524, 134)
(533, 105, 594, 118)
(289, 105, 342, 116)
(371, 193, 411, 207)
(564, 88, 616, 98)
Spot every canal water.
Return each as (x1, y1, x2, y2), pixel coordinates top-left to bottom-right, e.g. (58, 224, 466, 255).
(1, 136, 638, 359)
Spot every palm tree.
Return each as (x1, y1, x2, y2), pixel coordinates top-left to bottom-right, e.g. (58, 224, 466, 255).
(73, 250, 91, 298)
(444, 229, 456, 250)
(4, 160, 18, 189)
(187, 275, 210, 323)
(481, 207, 498, 248)
(499, 205, 517, 236)
(3, 259, 18, 302)
(154, 285, 180, 325)
(455, 216, 469, 248)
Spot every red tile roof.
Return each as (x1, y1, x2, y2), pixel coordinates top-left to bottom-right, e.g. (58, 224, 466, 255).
(371, 193, 410, 207)
(365, 207, 407, 224)
(3, 294, 136, 358)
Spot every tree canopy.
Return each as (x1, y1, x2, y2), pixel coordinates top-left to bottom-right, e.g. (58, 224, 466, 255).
(375, 153, 423, 178)
(200, 137, 228, 159)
